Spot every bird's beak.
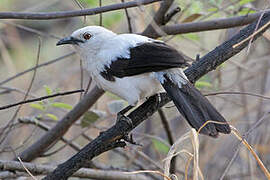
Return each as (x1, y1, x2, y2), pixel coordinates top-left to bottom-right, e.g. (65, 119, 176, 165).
(56, 36, 84, 46)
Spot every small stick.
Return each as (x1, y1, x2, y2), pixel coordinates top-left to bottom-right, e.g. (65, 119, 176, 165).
(0, 89, 84, 110)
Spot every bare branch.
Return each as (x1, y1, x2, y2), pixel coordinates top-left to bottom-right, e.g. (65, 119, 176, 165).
(0, 160, 148, 180)
(0, 0, 161, 20)
(0, 89, 84, 110)
(0, 52, 75, 86)
(121, 0, 133, 33)
(18, 117, 82, 152)
(142, 0, 174, 36)
(204, 91, 270, 100)
(157, 10, 270, 38)
(158, 109, 176, 174)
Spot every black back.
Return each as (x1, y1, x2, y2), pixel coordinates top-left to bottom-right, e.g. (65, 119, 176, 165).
(100, 42, 190, 81)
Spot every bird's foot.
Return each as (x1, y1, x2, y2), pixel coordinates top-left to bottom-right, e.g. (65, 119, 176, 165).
(122, 133, 142, 146)
(116, 112, 133, 128)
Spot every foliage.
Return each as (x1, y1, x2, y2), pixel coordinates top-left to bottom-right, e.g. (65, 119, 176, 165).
(30, 86, 73, 121)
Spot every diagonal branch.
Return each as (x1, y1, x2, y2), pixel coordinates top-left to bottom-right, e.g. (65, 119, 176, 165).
(43, 10, 270, 180)
(0, 0, 161, 20)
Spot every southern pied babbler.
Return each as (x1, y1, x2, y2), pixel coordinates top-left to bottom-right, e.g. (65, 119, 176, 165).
(57, 26, 231, 137)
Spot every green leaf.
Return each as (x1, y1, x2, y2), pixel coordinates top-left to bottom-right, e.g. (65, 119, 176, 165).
(44, 85, 53, 95)
(195, 81, 213, 89)
(238, 8, 256, 15)
(102, 11, 124, 27)
(239, 0, 254, 6)
(30, 103, 45, 111)
(81, 111, 100, 128)
(51, 102, 72, 110)
(83, 0, 99, 6)
(207, 7, 218, 12)
(45, 113, 58, 121)
(152, 139, 170, 154)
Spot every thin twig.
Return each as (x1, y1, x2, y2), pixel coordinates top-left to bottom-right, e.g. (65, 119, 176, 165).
(0, 160, 147, 180)
(220, 112, 270, 180)
(233, 18, 270, 48)
(18, 117, 81, 151)
(1, 21, 60, 39)
(163, 7, 181, 25)
(73, 0, 86, 23)
(80, 59, 84, 100)
(121, 0, 133, 33)
(84, 76, 92, 96)
(204, 91, 270, 100)
(99, 0, 103, 26)
(0, 37, 42, 145)
(156, 10, 270, 38)
(0, 0, 161, 20)
(17, 157, 37, 180)
(158, 109, 176, 174)
(0, 52, 75, 86)
(231, 127, 270, 179)
(0, 89, 84, 110)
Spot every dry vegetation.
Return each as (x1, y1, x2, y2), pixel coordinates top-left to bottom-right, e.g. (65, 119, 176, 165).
(0, 0, 270, 179)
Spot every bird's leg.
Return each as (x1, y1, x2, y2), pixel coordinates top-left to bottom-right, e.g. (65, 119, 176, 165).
(155, 93, 162, 108)
(116, 105, 142, 145)
(116, 105, 134, 126)
(122, 133, 142, 146)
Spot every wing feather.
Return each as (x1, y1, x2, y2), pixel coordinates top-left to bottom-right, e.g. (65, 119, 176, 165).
(100, 41, 190, 81)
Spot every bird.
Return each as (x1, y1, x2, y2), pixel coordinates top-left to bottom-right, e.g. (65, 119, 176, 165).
(56, 26, 231, 137)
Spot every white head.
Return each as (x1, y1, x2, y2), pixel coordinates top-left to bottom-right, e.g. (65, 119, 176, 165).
(56, 26, 116, 53)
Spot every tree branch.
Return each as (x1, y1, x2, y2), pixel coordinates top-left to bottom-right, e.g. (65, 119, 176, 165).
(145, 10, 270, 38)
(0, 160, 148, 180)
(43, 10, 270, 180)
(0, 0, 161, 20)
(17, 86, 104, 162)
(142, 0, 174, 36)
(0, 52, 75, 86)
(0, 89, 84, 110)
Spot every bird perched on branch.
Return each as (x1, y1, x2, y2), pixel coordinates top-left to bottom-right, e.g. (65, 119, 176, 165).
(57, 26, 231, 137)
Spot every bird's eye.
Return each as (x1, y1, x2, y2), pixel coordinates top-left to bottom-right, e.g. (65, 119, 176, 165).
(83, 33, 92, 40)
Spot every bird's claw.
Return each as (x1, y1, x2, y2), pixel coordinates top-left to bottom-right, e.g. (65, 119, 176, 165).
(123, 133, 142, 146)
(116, 113, 133, 128)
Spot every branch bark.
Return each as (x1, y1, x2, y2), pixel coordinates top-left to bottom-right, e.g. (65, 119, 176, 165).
(158, 10, 270, 38)
(43, 10, 270, 180)
(0, 0, 161, 20)
(0, 160, 148, 180)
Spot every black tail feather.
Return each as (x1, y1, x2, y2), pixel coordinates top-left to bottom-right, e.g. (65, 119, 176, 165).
(162, 78, 231, 137)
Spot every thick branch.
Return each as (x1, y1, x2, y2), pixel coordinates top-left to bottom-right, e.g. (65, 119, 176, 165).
(0, 0, 161, 20)
(44, 11, 270, 180)
(0, 160, 147, 180)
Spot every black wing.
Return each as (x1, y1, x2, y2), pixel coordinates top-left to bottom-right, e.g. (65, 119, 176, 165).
(100, 41, 190, 81)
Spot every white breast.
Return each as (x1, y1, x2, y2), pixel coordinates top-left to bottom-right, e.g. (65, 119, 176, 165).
(92, 72, 163, 106)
